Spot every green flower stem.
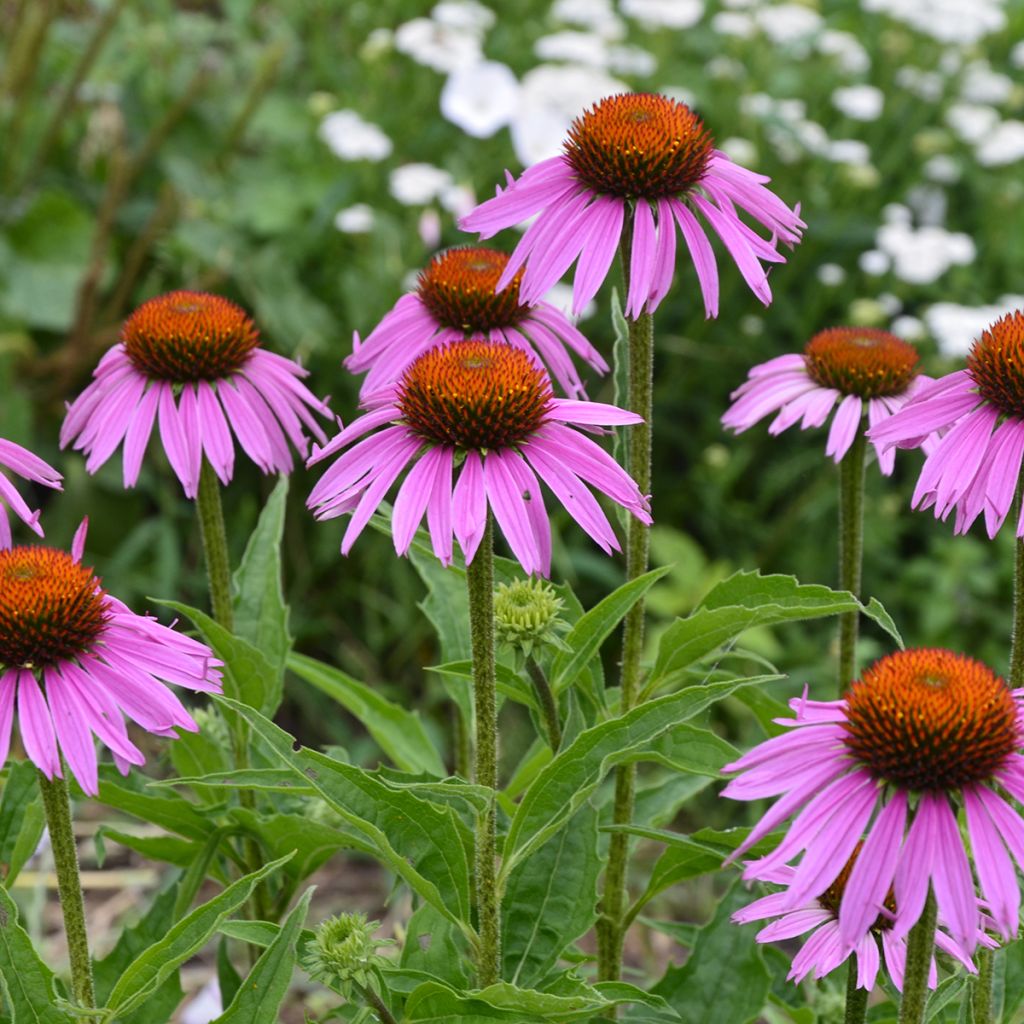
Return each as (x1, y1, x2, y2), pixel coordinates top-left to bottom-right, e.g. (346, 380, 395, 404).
(837, 423, 867, 693)
(37, 771, 95, 1007)
(196, 458, 234, 632)
(598, 220, 654, 986)
(359, 983, 399, 1024)
(970, 947, 994, 1024)
(526, 658, 562, 751)
(467, 516, 500, 986)
(898, 889, 937, 1024)
(844, 956, 868, 1024)
(1011, 480, 1024, 688)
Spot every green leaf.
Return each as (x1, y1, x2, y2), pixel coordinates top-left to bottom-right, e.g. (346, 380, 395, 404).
(287, 652, 444, 776)
(106, 853, 292, 1017)
(641, 724, 739, 778)
(95, 827, 197, 869)
(550, 566, 671, 696)
(429, 660, 538, 712)
(232, 475, 292, 714)
(652, 880, 770, 1024)
(399, 902, 472, 989)
(0, 762, 44, 885)
(652, 571, 903, 686)
(404, 981, 605, 1023)
(501, 676, 766, 877)
(218, 697, 475, 933)
(217, 938, 243, 1009)
(210, 887, 312, 1022)
(152, 768, 315, 795)
(502, 803, 601, 988)
(157, 599, 277, 714)
(0, 884, 70, 1022)
(93, 771, 216, 841)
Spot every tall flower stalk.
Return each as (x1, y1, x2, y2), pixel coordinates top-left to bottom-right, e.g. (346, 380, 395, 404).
(837, 427, 866, 693)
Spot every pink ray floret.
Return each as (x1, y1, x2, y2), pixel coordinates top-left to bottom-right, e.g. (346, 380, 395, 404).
(0, 438, 62, 547)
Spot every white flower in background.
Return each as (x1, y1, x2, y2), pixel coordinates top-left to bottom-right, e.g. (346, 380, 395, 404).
(925, 296, 1024, 356)
(794, 120, 829, 155)
(896, 66, 944, 102)
(946, 102, 1000, 144)
(621, 0, 704, 29)
(718, 136, 757, 165)
(544, 282, 596, 320)
(817, 263, 846, 286)
(439, 182, 476, 217)
(722, 0, 757, 7)
(395, 16, 482, 72)
(906, 184, 947, 226)
(707, 56, 744, 80)
(877, 293, 903, 316)
(960, 60, 1013, 105)
(607, 45, 657, 77)
(333, 204, 376, 233)
(882, 203, 911, 226)
(816, 30, 870, 74)
(711, 11, 755, 36)
(861, 0, 1004, 44)
(828, 139, 871, 165)
(891, 314, 926, 340)
(859, 250, 890, 275)
(360, 27, 393, 60)
(440, 61, 519, 137)
(740, 93, 778, 119)
(976, 121, 1024, 166)
(550, 0, 625, 38)
(418, 208, 442, 248)
(923, 154, 961, 183)
(534, 30, 609, 66)
(389, 163, 453, 206)
(318, 110, 392, 162)
(509, 64, 627, 165)
(832, 84, 884, 121)
(876, 221, 975, 285)
(755, 4, 823, 46)
(432, 0, 495, 31)
(1012, 40, 1024, 69)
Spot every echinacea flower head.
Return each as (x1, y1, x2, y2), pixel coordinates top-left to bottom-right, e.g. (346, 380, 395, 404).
(722, 327, 930, 474)
(869, 309, 1024, 536)
(723, 648, 1024, 955)
(308, 339, 651, 576)
(346, 246, 608, 400)
(0, 525, 222, 796)
(61, 290, 331, 499)
(733, 851, 988, 991)
(0, 438, 62, 547)
(460, 92, 805, 318)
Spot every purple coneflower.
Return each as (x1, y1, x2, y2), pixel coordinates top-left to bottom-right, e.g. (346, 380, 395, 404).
(347, 246, 608, 400)
(0, 438, 62, 546)
(460, 92, 804, 318)
(733, 857, 991, 992)
(61, 291, 330, 498)
(0, 524, 222, 796)
(723, 649, 1024, 953)
(869, 309, 1024, 536)
(722, 327, 931, 474)
(308, 339, 650, 576)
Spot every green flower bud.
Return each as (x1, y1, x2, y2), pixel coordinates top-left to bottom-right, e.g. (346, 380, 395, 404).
(493, 578, 569, 659)
(302, 912, 393, 996)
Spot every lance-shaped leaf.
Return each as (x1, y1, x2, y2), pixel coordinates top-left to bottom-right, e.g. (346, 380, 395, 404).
(0, 884, 70, 1022)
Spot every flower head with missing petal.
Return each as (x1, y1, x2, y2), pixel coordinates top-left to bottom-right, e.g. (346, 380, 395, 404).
(308, 340, 650, 576)
(461, 92, 804, 319)
(61, 290, 331, 499)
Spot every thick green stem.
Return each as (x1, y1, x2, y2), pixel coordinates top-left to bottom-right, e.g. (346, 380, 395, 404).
(898, 889, 936, 1024)
(467, 517, 500, 986)
(970, 947, 994, 1024)
(37, 772, 94, 1007)
(360, 983, 399, 1024)
(598, 220, 654, 986)
(526, 659, 562, 751)
(844, 955, 868, 1024)
(196, 458, 234, 631)
(1011, 480, 1024, 688)
(837, 425, 866, 694)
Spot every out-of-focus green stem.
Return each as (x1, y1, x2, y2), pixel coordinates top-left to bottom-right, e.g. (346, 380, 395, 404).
(898, 889, 936, 1024)
(837, 424, 866, 694)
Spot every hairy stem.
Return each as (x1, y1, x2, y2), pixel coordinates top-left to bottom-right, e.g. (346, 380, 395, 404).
(970, 947, 994, 1024)
(360, 983, 399, 1024)
(467, 517, 500, 985)
(844, 955, 868, 1024)
(527, 658, 562, 751)
(898, 889, 936, 1024)
(837, 424, 866, 694)
(196, 458, 235, 631)
(1011, 480, 1024, 688)
(37, 771, 95, 1007)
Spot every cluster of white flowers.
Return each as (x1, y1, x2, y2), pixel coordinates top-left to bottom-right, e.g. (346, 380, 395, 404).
(395, 0, 494, 72)
(334, 204, 376, 234)
(620, 0, 704, 29)
(318, 109, 392, 162)
(861, 0, 1005, 45)
(860, 204, 975, 285)
(832, 84, 884, 122)
(924, 296, 1024, 356)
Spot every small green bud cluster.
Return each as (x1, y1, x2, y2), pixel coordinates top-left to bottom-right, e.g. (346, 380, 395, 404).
(302, 912, 393, 997)
(493, 578, 569, 661)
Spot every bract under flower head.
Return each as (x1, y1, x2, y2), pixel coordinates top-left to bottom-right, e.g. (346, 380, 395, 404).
(461, 91, 804, 319)
(722, 329, 930, 475)
(346, 246, 609, 401)
(308, 339, 650, 576)
(0, 528, 222, 796)
(61, 290, 331, 499)
(722, 648, 1024, 953)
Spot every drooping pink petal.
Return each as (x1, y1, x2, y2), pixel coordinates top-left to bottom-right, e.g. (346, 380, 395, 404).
(453, 450, 488, 565)
(17, 670, 61, 779)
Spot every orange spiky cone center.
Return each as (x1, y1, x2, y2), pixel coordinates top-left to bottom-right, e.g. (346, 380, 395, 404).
(0, 547, 106, 667)
(844, 648, 1019, 790)
(122, 290, 260, 382)
(967, 310, 1024, 418)
(564, 92, 714, 199)
(417, 248, 530, 333)
(804, 328, 920, 399)
(397, 341, 551, 450)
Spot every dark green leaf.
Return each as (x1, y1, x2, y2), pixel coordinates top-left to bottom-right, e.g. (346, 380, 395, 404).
(0, 763, 44, 885)
(0, 884, 69, 1022)
(93, 771, 215, 841)
(399, 903, 472, 990)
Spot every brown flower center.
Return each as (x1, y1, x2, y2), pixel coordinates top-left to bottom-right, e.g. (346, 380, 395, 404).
(418, 247, 529, 333)
(0, 547, 107, 668)
(817, 842, 895, 931)
(564, 92, 714, 199)
(804, 328, 920, 399)
(122, 290, 260, 382)
(967, 310, 1024, 418)
(397, 341, 551, 450)
(844, 649, 1019, 790)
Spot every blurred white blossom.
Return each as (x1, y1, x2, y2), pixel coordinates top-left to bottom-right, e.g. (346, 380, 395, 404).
(925, 297, 1024, 356)
(895, 67, 944, 102)
(832, 85, 884, 121)
(755, 4, 823, 46)
(432, 0, 495, 32)
(534, 31, 609, 66)
(923, 154, 961, 184)
(621, 0, 704, 29)
(711, 11, 755, 36)
(1012, 40, 1024, 69)
(389, 163, 454, 206)
(551, 0, 625, 38)
(719, 137, 758, 165)
(828, 139, 871, 166)
(544, 282, 596, 320)
(945, 102, 1000, 144)
(817, 263, 846, 286)
(333, 204, 376, 234)
(318, 110, 392, 162)
(418, 208, 442, 248)
(860, 0, 1004, 44)
(395, 16, 483, 72)
(816, 30, 870, 74)
(891, 314, 926, 340)
(441, 61, 519, 137)
(439, 182, 477, 217)
(976, 120, 1024, 167)
(859, 250, 890, 276)
(607, 45, 657, 77)
(875, 222, 975, 284)
(960, 60, 1013, 105)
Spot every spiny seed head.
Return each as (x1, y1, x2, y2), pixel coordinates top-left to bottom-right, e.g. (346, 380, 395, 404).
(564, 92, 714, 199)
(122, 290, 260, 382)
(417, 247, 529, 333)
(301, 912, 393, 994)
(804, 327, 920, 399)
(967, 309, 1024, 418)
(817, 842, 895, 930)
(397, 341, 551, 450)
(0, 547, 106, 668)
(844, 648, 1019, 791)
(494, 578, 568, 657)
